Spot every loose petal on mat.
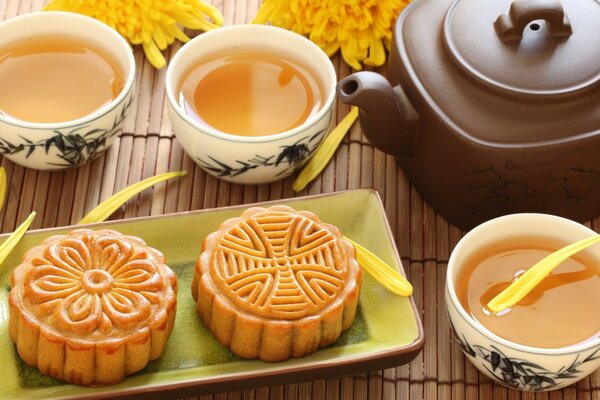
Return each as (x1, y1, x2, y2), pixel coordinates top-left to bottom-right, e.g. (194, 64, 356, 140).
(79, 171, 187, 224)
(293, 107, 358, 192)
(344, 236, 413, 296)
(0, 167, 5, 212)
(0, 212, 36, 270)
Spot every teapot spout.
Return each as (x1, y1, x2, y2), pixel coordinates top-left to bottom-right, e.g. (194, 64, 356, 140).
(337, 71, 419, 157)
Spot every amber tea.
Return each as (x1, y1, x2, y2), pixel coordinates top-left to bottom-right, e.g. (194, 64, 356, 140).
(178, 51, 325, 137)
(457, 237, 600, 348)
(0, 36, 123, 124)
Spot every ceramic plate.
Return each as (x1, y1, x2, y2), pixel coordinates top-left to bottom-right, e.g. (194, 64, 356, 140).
(0, 189, 424, 400)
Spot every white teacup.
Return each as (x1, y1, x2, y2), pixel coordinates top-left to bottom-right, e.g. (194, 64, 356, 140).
(0, 11, 135, 170)
(446, 213, 600, 391)
(166, 25, 337, 185)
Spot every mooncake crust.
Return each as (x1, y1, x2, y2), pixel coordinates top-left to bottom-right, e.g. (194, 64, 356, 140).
(192, 205, 362, 362)
(8, 229, 177, 386)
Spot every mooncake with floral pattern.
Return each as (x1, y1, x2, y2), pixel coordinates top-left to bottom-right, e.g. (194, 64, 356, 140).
(192, 205, 362, 362)
(8, 229, 177, 386)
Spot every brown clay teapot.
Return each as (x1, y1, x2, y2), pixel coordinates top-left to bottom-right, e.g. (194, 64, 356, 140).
(337, 0, 600, 229)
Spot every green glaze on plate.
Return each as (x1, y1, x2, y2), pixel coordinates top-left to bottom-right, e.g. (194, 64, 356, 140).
(0, 189, 423, 400)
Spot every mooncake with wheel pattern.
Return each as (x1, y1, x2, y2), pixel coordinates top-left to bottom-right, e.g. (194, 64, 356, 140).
(8, 229, 177, 386)
(191, 205, 362, 362)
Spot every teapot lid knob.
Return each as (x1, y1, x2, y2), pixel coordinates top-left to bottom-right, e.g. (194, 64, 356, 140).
(494, 0, 572, 42)
(442, 0, 600, 99)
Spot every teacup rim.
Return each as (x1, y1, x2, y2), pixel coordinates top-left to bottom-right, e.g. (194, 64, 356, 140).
(165, 24, 337, 144)
(446, 212, 600, 356)
(0, 11, 136, 130)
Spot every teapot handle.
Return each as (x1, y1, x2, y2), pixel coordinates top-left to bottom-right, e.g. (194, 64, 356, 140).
(494, 0, 572, 42)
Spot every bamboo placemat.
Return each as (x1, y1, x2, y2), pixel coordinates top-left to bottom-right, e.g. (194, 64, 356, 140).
(1, 1, 599, 399)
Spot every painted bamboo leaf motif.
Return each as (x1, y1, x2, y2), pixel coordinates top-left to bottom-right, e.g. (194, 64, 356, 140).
(0, 96, 132, 168)
(197, 129, 327, 178)
(449, 318, 600, 391)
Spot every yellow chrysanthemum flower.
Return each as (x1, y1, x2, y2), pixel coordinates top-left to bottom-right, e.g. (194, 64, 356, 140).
(45, 0, 224, 69)
(254, 0, 410, 71)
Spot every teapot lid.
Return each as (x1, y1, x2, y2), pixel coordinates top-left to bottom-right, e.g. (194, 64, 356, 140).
(442, 0, 600, 99)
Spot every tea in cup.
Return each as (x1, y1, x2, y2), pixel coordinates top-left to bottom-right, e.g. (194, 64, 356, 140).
(446, 213, 600, 391)
(166, 25, 336, 185)
(0, 12, 135, 170)
(178, 51, 325, 137)
(0, 36, 123, 124)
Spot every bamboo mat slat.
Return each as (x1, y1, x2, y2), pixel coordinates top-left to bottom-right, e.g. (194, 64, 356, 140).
(2, 1, 600, 399)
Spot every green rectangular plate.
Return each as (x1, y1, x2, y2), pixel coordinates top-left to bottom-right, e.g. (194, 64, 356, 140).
(0, 189, 424, 400)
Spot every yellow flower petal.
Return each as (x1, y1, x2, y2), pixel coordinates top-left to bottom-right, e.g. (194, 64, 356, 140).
(152, 26, 168, 50)
(78, 171, 187, 224)
(143, 40, 166, 69)
(344, 236, 413, 296)
(358, 30, 371, 50)
(322, 42, 340, 57)
(364, 36, 386, 67)
(45, 0, 224, 69)
(199, 3, 225, 25)
(341, 35, 365, 70)
(293, 107, 358, 192)
(253, 0, 410, 70)
(0, 212, 36, 270)
(167, 24, 191, 43)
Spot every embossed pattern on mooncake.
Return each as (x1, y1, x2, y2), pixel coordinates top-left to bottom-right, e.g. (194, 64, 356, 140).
(213, 211, 347, 319)
(8, 229, 177, 386)
(192, 206, 362, 362)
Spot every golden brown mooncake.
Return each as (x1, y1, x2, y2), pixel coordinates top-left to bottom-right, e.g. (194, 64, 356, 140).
(8, 229, 177, 386)
(191, 205, 362, 362)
